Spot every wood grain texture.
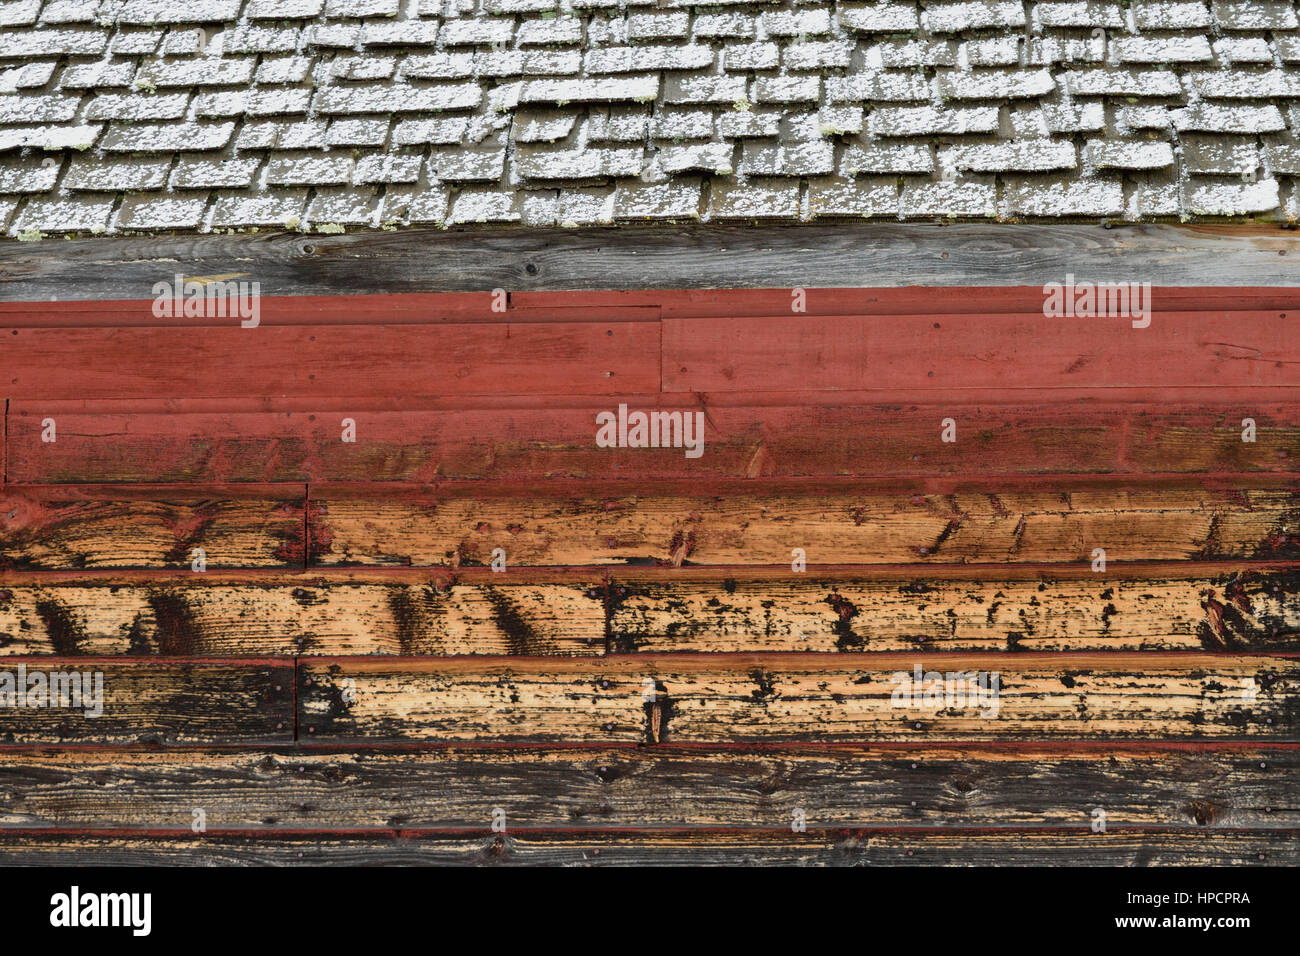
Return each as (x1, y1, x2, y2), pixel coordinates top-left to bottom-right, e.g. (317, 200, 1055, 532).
(0, 659, 292, 745)
(647, 286, 1300, 317)
(297, 654, 1300, 744)
(2, 224, 1299, 301)
(0, 321, 658, 400)
(608, 567, 1300, 654)
(5, 266, 1299, 866)
(0, 573, 605, 656)
(11, 396, 1299, 484)
(308, 483, 1300, 567)
(0, 487, 304, 569)
(4, 286, 1300, 325)
(663, 312, 1300, 393)
(1, 745, 1293, 830)
(0, 828, 1292, 865)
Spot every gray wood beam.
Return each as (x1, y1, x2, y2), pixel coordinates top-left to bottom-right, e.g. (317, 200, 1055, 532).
(0, 222, 1297, 301)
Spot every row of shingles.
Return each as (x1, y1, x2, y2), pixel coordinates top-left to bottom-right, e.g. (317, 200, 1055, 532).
(0, 0, 693, 232)
(0, 0, 674, 233)
(0, 0, 559, 233)
(305, 0, 1300, 225)
(118, 0, 1288, 226)
(698, 0, 1300, 221)
(0, 1, 260, 234)
(3, 0, 1300, 233)
(414, 0, 1300, 224)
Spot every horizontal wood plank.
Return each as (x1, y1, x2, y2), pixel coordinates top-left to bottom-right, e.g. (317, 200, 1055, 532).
(0, 658, 293, 745)
(0, 321, 658, 400)
(648, 286, 1300, 318)
(608, 567, 1300, 654)
(1, 745, 1293, 830)
(307, 484, 1300, 567)
(664, 312, 1300, 393)
(0, 574, 605, 656)
(10, 397, 1299, 484)
(6, 287, 1300, 325)
(297, 654, 1300, 743)
(3, 224, 1299, 301)
(0, 487, 304, 569)
(0, 828, 1291, 865)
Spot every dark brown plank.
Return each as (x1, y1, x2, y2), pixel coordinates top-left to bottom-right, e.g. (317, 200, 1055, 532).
(1, 745, 1294, 830)
(0, 828, 1291, 865)
(0, 658, 293, 745)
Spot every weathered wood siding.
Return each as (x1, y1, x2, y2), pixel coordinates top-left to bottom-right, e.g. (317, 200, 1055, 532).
(1, 282, 1298, 864)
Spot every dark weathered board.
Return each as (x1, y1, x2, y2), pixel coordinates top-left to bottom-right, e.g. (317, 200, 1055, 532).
(0, 321, 659, 400)
(607, 566, 1300, 654)
(663, 312, 1300, 393)
(306, 483, 1300, 567)
(297, 654, 1300, 744)
(0, 486, 305, 569)
(0, 572, 606, 656)
(0, 659, 293, 745)
(10, 396, 1299, 484)
(0, 828, 1293, 865)
(2, 224, 1298, 301)
(1, 745, 1294, 830)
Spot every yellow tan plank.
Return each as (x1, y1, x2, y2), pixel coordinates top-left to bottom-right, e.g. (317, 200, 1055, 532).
(310, 485, 1300, 567)
(297, 654, 1300, 743)
(608, 567, 1300, 653)
(0, 487, 305, 569)
(0, 573, 605, 656)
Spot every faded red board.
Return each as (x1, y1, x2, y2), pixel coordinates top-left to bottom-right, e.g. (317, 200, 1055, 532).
(662, 312, 1300, 392)
(520, 287, 1300, 318)
(5, 287, 1298, 325)
(0, 321, 659, 400)
(9, 394, 1299, 483)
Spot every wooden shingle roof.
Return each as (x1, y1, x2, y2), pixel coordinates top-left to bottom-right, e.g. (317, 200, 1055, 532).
(1, 0, 1300, 235)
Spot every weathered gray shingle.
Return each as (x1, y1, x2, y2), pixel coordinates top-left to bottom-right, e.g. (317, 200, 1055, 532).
(0, 0, 1296, 235)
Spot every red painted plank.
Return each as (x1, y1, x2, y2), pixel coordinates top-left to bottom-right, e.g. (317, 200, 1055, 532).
(0, 321, 659, 400)
(663, 312, 1300, 393)
(9, 395, 1298, 483)
(0, 294, 658, 327)
(518, 287, 1300, 317)
(5, 287, 1299, 327)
